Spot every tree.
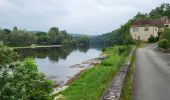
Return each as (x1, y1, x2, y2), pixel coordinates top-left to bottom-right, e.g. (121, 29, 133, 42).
(3, 29, 11, 34)
(8, 29, 36, 46)
(75, 35, 90, 45)
(48, 27, 59, 44)
(0, 42, 17, 66)
(13, 26, 17, 31)
(0, 43, 53, 99)
(149, 3, 170, 18)
(34, 32, 49, 44)
(134, 12, 149, 19)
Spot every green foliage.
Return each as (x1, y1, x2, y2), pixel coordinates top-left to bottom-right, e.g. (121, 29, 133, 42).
(60, 46, 132, 100)
(8, 28, 36, 46)
(74, 35, 90, 45)
(158, 39, 169, 49)
(134, 12, 149, 19)
(36, 32, 49, 44)
(90, 19, 135, 46)
(148, 35, 157, 43)
(121, 48, 136, 100)
(159, 28, 170, 49)
(149, 3, 170, 18)
(161, 28, 170, 41)
(0, 44, 53, 100)
(48, 27, 59, 44)
(0, 26, 90, 46)
(101, 48, 106, 52)
(0, 42, 17, 66)
(90, 3, 170, 46)
(47, 27, 89, 45)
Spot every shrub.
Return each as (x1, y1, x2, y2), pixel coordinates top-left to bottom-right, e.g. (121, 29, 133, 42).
(158, 39, 169, 49)
(148, 35, 157, 43)
(101, 48, 106, 52)
(0, 43, 54, 100)
(161, 28, 170, 41)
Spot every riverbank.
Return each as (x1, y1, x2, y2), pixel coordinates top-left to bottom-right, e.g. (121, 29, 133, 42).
(51, 54, 107, 96)
(10, 45, 62, 49)
(53, 45, 133, 100)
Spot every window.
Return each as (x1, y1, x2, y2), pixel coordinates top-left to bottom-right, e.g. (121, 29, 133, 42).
(138, 36, 140, 40)
(155, 28, 157, 31)
(144, 27, 149, 31)
(133, 27, 139, 32)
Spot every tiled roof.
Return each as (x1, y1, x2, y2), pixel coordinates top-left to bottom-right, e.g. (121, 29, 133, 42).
(131, 19, 164, 27)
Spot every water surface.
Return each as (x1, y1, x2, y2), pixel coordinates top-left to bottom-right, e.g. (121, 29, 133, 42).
(15, 46, 101, 85)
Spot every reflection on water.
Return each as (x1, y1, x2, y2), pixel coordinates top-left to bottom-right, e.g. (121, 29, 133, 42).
(15, 46, 101, 85)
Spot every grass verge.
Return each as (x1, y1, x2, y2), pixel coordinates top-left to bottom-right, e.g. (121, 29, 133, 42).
(56, 45, 133, 100)
(120, 43, 146, 100)
(120, 48, 136, 100)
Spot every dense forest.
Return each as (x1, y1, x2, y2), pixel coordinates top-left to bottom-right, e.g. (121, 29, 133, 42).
(90, 3, 170, 46)
(0, 27, 89, 46)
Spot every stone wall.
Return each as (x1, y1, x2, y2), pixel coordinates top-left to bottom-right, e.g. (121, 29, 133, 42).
(100, 48, 136, 100)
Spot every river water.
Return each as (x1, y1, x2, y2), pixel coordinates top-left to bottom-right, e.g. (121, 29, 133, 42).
(14, 46, 101, 85)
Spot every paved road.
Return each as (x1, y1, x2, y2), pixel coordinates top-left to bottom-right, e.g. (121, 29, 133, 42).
(133, 44, 170, 100)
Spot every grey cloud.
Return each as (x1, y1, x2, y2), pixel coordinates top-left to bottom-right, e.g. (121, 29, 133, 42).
(0, 0, 169, 35)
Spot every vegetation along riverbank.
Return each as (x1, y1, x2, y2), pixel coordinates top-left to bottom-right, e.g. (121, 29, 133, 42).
(53, 45, 133, 100)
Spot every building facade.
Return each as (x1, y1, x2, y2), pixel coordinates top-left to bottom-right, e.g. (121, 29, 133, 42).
(130, 16, 170, 41)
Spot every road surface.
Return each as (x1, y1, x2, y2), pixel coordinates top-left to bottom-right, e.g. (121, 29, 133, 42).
(133, 43, 170, 100)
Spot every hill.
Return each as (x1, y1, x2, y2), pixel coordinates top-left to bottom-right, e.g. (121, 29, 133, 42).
(90, 3, 170, 46)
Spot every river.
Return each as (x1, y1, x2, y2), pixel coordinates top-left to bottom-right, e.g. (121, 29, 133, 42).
(14, 46, 102, 86)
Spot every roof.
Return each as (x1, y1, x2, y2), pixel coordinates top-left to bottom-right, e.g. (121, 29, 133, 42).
(160, 16, 170, 24)
(131, 19, 164, 27)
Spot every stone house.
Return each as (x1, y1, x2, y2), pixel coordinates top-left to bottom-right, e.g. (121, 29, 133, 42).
(130, 16, 170, 41)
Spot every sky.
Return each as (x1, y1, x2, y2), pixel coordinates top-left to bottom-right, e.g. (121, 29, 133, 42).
(0, 0, 169, 35)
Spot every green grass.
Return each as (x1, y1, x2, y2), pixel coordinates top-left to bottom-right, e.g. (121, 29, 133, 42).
(120, 48, 136, 100)
(57, 45, 133, 100)
(120, 43, 145, 100)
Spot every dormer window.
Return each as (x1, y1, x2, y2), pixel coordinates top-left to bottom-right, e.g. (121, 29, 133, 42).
(133, 27, 139, 32)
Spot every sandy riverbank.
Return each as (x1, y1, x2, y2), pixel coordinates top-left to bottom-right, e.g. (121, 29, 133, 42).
(11, 45, 62, 49)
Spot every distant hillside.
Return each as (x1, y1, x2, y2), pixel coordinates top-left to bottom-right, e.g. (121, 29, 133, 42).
(69, 33, 90, 37)
(91, 3, 170, 46)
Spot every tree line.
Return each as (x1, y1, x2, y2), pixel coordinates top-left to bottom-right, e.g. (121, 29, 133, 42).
(0, 27, 90, 46)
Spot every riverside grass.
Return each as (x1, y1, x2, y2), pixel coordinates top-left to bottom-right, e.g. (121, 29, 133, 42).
(59, 45, 132, 100)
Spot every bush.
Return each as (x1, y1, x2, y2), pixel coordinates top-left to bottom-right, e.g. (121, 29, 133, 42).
(158, 39, 169, 49)
(0, 43, 54, 100)
(148, 35, 157, 43)
(161, 28, 170, 41)
(101, 48, 106, 52)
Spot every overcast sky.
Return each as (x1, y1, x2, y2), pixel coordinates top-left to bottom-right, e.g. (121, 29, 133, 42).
(0, 0, 169, 35)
